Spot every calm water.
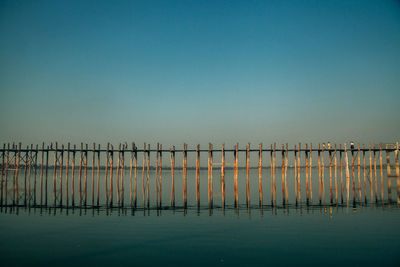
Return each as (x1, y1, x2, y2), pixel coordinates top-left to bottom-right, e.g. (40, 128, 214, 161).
(1, 167, 399, 266)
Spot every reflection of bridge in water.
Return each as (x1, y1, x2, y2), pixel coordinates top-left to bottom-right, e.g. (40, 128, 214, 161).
(1, 142, 399, 210)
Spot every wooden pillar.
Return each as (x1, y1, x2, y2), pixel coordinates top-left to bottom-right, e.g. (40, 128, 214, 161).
(369, 144, 373, 202)
(14, 143, 21, 206)
(379, 144, 384, 202)
(395, 143, 399, 204)
(357, 144, 361, 202)
(196, 144, 200, 207)
(373, 145, 378, 203)
(59, 144, 64, 206)
(285, 143, 289, 203)
(78, 143, 83, 207)
(340, 144, 343, 203)
(40, 142, 44, 206)
(281, 144, 285, 204)
(156, 143, 159, 206)
(97, 144, 100, 207)
(309, 143, 313, 203)
(246, 143, 250, 207)
(305, 144, 309, 204)
(66, 143, 70, 207)
(351, 144, 355, 203)
(273, 143, 276, 204)
(170, 146, 175, 207)
(53, 143, 58, 207)
(318, 144, 321, 204)
(334, 144, 338, 204)
(344, 144, 350, 203)
(158, 144, 162, 207)
(298, 143, 301, 203)
(294, 145, 298, 204)
(321, 144, 325, 204)
(121, 143, 125, 207)
(1, 144, 5, 206)
(142, 143, 146, 207)
(84, 144, 88, 206)
(208, 143, 213, 208)
(92, 143, 96, 206)
(105, 143, 109, 205)
(386, 146, 392, 203)
(329, 145, 333, 204)
(258, 143, 262, 206)
(146, 144, 150, 207)
(130, 143, 134, 207)
(183, 143, 187, 208)
(109, 144, 114, 207)
(234, 143, 238, 207)
(116, 143, 121, 206)
(134, 143, 137, 208)
(363, 145, 367, 203)
(221, 143, 225, 207)
(71, 145, 76, 207)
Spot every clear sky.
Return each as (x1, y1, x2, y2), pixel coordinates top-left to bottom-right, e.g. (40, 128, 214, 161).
(0, 0, 399, 148)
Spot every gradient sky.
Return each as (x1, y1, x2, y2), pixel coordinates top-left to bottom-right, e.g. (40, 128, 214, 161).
(0, 0, 399, 148)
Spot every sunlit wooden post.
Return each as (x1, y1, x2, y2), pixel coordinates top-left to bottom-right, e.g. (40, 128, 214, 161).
(369, 144, 373, 202)
(71, 145, 76, 207)
(318, 144, 321, 204)
(65, 143, 70, 207)
(130, 143, 134, 207)
(1, 144, 5, 207)
(357, 144, 361, 202)
(121, 143, 125, 207)
(158, 144, 163, 207)
(395, 143, 399, 204)
(329, 143, 333, 204)
(386, 145, 392, 203)
(298, 143, 301, 203)
(234, 143, 238, 207)
(305, 144, 309, 204)
(208, 143, 213, 208)
(373, 145, 378, 203)
(344, 144, 350, 203)
(92, 143, 96, 207)
(379, 144, 384, 202)
(363, 145, 366, 203)
(59, 144, 64, 206)
(116, 143, 121, 206)
(84, 144, 88, 206)
(146, 144, 150, 207)
(309, 143, 313, 203)
(285, 143, 289, 203)
(109, 144, 114, 207)
(142, 143, 146, 207)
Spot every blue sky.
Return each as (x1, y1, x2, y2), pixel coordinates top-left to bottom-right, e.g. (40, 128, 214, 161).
(0, 0, 399, 147)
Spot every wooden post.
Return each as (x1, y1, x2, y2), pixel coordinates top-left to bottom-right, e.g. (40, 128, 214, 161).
(305, 144, 309, 204)
(97, 144, 100, 207)
(53, 143, 58, 207)
(142, 143, 146, 207)
(105, 143, 109, 205)
(109, 144, 114, 207)
(340, 144, 343, 203)
(298, 143, 301, 203)
(183, 143, 187, 208)
(258, 143, 263, 206)
(66, 143, 70, 207)
(379, 144, 384, 202)
(246, 143, 250, 207)
(59, 144, 64, 206)
(329, 144, 333, 204)
(369, 144, 373, 202)
(281, 144, 285, 204)
(335, 144, 338, 204)
(386, 146, 392, 203)
(234, 143, 238, 207)
(196, 144, 200, 207)
(134, 143, 137, 207)
(116, 143, 121, 206)
(121, 144, 125, 207)
(146, 144, 150, 207)
(158, 144, 162, 207)
(71, 145, 76, 207)
(84, 144, 88, 206)
(351, 144, 355, 203)
(357, 144, 361, 202)
(221, 143, 225, 207)
(395, 143, 399, 205)
(170, 146, 175, 207)
(156, 143, 159, 206)
(40, 142, 44, 206)
(14, 143, 21, 206)
(344, 144, 350, 203)
(373, 145, 378, 203)
(208, 143, 213, 208)
(309, 143, 313, 203)
(363, 145, 367, 203)
(273, 143, 276, 204)
(130, 143, 134, 207)
(294, 145, 298, 204)
(318, 144, 321, 204)
(321, 144, 325, 204)
(34, 144, 38, 206)
(285, 143, 289, 203)
(78, 143, 83, 207)
(4, 144, 10, 206)
(92, 143, 95, 206)
(1, 144, 5, 207)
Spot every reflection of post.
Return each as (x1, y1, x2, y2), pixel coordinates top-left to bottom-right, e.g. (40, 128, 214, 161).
(196, 144, 200, 208)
